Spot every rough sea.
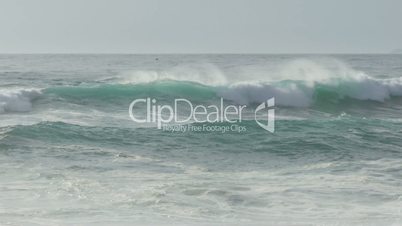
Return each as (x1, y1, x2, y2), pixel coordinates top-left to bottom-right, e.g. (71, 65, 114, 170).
(1, 54, 402, 225)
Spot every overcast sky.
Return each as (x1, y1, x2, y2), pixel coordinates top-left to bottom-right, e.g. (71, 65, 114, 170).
(1, 0, 401, 53)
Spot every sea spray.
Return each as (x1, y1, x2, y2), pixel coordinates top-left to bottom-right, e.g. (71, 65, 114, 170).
(0, 89, 41, 113)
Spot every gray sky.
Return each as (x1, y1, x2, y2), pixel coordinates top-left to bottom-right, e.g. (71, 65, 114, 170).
(1, 0, 401, 53)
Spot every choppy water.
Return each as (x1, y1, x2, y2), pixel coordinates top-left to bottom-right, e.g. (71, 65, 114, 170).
(1, 54, 402, 225)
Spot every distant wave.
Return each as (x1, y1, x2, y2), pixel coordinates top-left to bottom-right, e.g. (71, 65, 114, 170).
(0, 89, 41, 113)
(3, 75, 402, 115)
(52, 74, 402, 105)
(94, 58, 402, 107)
(3, 58, 402, 114)
(220, 76, 402, 106)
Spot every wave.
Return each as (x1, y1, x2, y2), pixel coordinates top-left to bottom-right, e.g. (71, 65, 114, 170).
(3, 59, 402, 112)
(0, 89, 41, 113)
(106, 63, 228, 85)
(44, 81, 216, 101)
(41, 76, 402, 107)
(3, 76, 402, 115)
(220, 76, 402, 106)
(92, 58, 402, 107)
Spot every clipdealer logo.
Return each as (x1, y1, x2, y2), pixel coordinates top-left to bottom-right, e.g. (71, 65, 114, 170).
(128, 98, 275, 133)
(254, 98, 275, 133)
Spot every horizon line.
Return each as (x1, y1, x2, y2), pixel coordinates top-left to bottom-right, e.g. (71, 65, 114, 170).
(0, 52, 401, 55)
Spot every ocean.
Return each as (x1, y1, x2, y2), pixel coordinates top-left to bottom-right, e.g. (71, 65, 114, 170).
(0, 54, 401, 225)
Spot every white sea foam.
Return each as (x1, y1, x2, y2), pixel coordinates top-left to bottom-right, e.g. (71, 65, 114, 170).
(6, 59, 402, 110)
(0, 89, 41, 113)
(118, 63, 227, 85)
(219, 76, 402, 106)
(219, 58, 402, 105)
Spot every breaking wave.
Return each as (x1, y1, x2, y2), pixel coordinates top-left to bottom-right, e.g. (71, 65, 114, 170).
(220, 76, 402, 106)
(3, 58, 402, 112)
(41, 75, 402, 108)
(0, 89, 41, 113)
(4, 76, 402, 114)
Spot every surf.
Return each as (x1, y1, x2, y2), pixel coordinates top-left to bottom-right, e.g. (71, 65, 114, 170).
(0, 89, 41, 113)
(2, 58, 402, 115)
(43, 76, 402, 106)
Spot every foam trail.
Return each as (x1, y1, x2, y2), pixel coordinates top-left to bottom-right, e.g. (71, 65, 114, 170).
(0, 89, 41, 113)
